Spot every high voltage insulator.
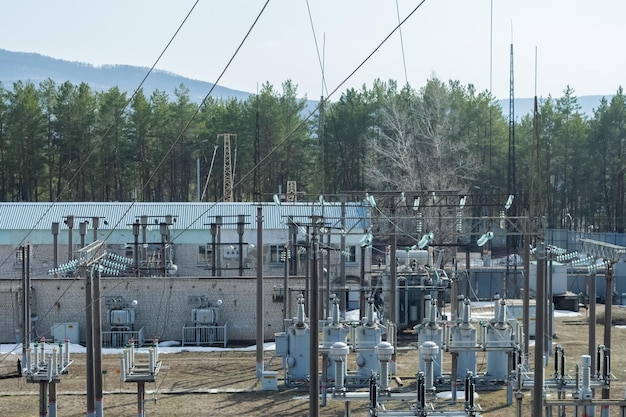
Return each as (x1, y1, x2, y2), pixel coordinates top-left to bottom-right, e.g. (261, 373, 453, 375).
(570, 256, 595, 266)
(556, 251, 578, 262)
(547, 245, 568, 256)
(416, 212, 423, 233)
(106, 253, 133, 265)
(587, 260, 610, 273)
(48, 259, 79, 275)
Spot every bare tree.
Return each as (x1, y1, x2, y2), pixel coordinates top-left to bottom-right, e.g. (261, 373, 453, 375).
(365, 79, 479, 192)
(364, 79, 480, 253)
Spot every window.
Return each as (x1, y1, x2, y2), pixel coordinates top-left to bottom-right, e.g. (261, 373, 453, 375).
(269, 244, 288, 265)
(346, 246, 357, 263)
(198, 245, 213, 265)
(14, 247, 25, 267)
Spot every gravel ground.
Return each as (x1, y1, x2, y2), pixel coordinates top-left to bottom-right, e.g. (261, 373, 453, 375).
(1, 306, 625, 416)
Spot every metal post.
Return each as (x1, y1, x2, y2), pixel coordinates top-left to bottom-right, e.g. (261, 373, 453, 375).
(52, 223, 59, 274)
(141, 215, 147, 246)
(288, 219, 296, 317)
(255, 207, 264, 378)
(94, 268, 103, 417)
(547, 253, 553, 355)
(321, 354, 327, 407)
(532, 242, 545, 417)
(318, 235, 325, 321)
(339, 196, 347, 313)
(283, 242, 289, 322)
(210, 223, 217, 277)
(66, 215, 74, 262)
(21, 245, 28, 373)
(589, 273, 597, 376)
(360, 245, 366, 321)
(389, 229, 397, 369)
(451, 269, 458, 322)
(216, 216, 222, 277)
(80, 221, 87, 249)
(86, 268, 96, 417)
(326, 232, 331, 319)
(49, 381, 57, 417)
(133, 221, 140, 277)
(602, 264, 613, 409)
(305, 226, 310, 317)
(451, 351, 458, 402)
(159, 222, 167, 277)
(309, 216, 320, 417)
(390, 206, 397, 327)
(137, 381, 145, 417)
(465, 245, 471, 299)
(40, 381, 48, 417)
(523, 225, 530, 363)
(27, 245, 31, 343)
(92, 217, 99, 241)
(237, 215, 245, 276)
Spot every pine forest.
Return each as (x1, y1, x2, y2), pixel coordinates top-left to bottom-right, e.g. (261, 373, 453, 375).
(1, 77, 625, 232)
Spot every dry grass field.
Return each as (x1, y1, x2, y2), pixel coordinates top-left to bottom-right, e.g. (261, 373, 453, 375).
(1, 305, 626, 416)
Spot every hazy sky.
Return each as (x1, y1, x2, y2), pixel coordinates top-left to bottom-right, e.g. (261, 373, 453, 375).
(2, 0, 624, 101)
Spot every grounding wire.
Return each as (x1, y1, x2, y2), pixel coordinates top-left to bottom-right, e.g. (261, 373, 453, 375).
(230, 0, 428, 199)
(395, 0, 409, 85)
(200, 145, 220, 202)
(99, 0, 271, 244)
(305, 0, 329, 97)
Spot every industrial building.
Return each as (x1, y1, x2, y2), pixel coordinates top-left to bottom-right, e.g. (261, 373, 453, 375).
(0, 201, 371, 344)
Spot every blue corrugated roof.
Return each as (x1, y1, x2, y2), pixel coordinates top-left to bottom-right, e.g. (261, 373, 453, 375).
(0, 202, 370, 232)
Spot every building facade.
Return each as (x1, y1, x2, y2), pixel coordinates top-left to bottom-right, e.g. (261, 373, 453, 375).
(0, 201, 372, 343)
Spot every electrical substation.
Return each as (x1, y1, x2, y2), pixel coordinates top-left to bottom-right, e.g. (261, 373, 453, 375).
(258, 191, 626, 417)
(4, 196, 626, 417)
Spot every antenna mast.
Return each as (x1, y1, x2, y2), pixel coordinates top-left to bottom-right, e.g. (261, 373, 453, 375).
(508, 43, 515, 196)
(253, 93, 260, 202)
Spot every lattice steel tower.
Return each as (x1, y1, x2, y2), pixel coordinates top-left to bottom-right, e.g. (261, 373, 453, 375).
(219, 133, 236, 202)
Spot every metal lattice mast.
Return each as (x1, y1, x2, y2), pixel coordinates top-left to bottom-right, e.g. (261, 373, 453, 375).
(508, 43, 516, 196)
(219, 133, 236, 202)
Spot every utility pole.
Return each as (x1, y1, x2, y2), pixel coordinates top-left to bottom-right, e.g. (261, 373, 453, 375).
(532, 242, 545, 417)
(255, 207, 264, 378)
(530, 60, 546, 414)
(309, 216, 320, 417)
(21, 245, 30, 376)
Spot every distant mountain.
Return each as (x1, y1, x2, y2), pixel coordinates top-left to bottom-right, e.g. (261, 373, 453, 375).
(499, 95, 610, 119)
(0, 49, 612, 117)
(0, 48, 251, 102)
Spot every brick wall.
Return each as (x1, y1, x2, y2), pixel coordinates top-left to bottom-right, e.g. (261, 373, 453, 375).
(0, 276, 311, 345)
